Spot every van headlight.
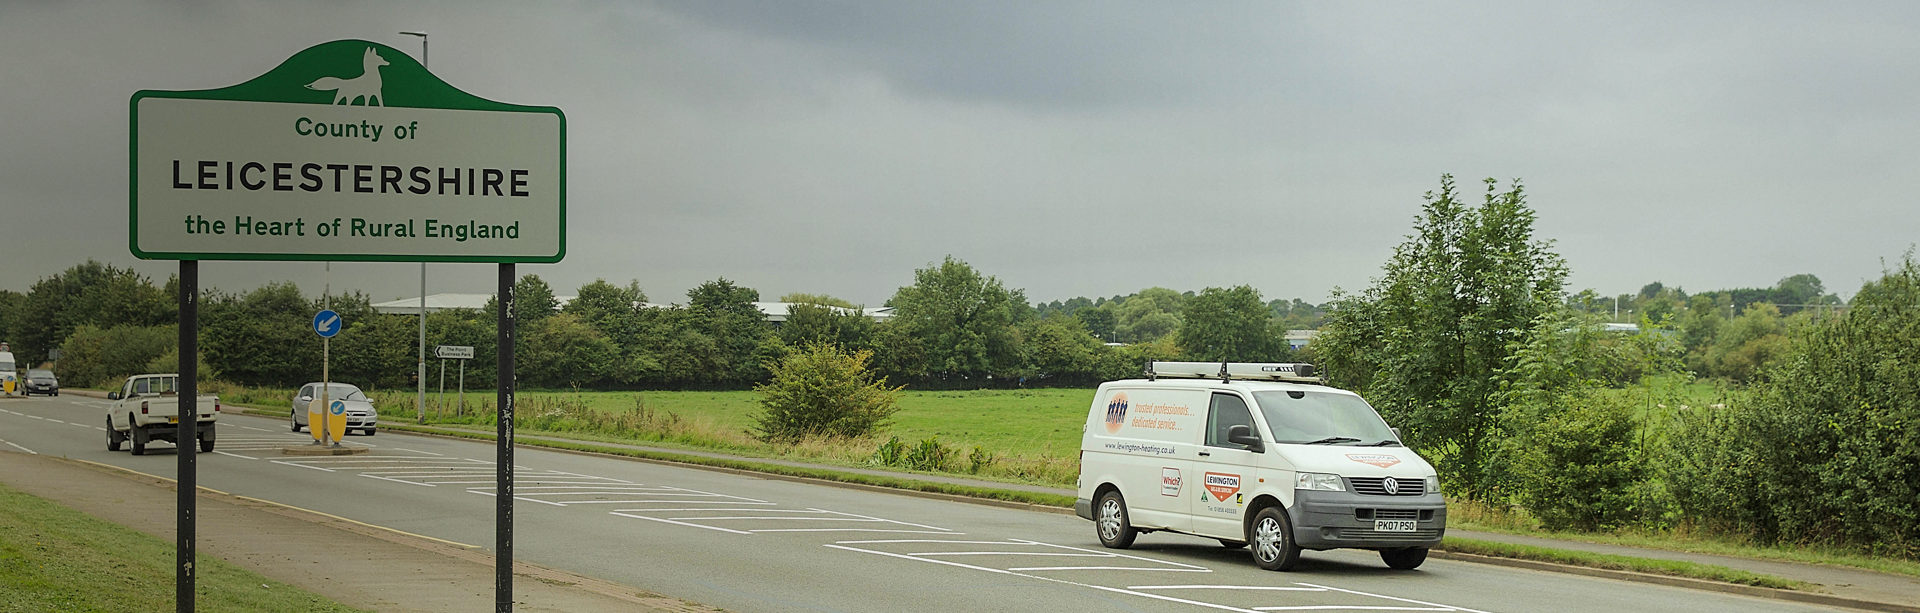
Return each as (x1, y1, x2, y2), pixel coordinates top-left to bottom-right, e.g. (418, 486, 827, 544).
(1296, 472, 1345, 492)
(1426, 475, 1440, 493)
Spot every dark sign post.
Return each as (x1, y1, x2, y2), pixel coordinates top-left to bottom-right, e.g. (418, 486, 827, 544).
(130, 39, 563, 611)
(176, 260, 197, 613)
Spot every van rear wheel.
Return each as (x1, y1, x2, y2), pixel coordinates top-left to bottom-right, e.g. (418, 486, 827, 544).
(1094, 490, 1138, 549)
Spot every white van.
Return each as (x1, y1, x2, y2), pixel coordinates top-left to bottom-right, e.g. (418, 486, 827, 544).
(1075, 362, 1445, 571)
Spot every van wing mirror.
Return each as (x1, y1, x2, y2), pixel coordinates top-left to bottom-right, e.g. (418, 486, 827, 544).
(1391, 427, 1402, 440)
(1227, 425, 1264, 452)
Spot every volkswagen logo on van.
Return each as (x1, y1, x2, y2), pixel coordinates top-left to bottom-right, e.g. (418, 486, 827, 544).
(1383, 476, 1401, 495)
(1104, 392, 1129, 434)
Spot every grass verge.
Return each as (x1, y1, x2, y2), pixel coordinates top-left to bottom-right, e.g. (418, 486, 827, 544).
(1440, 536, 1811, 591)
(0, 482, 367, 613)
(1450, 518, 1920, 580)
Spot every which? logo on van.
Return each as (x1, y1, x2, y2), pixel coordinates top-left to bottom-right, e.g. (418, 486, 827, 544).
(1203, 472, 1240, 502)
(1104, 392, 1129, 434)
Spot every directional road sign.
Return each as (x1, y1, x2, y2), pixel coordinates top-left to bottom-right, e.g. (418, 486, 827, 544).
(312, 309, 341, 338)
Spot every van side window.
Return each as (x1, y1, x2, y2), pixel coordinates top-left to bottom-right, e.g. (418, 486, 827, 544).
(1207, 393, 1256, 449)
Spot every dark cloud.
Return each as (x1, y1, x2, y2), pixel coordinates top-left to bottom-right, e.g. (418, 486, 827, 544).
(2, 1, 1916, 308)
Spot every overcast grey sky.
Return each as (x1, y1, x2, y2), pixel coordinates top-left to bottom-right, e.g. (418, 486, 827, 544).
(3, 1, 1916, 306)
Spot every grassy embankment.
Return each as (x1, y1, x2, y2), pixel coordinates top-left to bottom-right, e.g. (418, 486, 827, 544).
(0, 482, 366, 613)
(214, 383, 1091, 488)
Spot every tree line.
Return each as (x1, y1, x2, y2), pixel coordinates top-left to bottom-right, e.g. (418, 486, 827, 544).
(2, 257, 1323, 391)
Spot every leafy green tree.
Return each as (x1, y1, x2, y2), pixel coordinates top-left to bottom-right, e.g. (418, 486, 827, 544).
(202, 283, 320, 387)
(752, 342, 902, 441)
(521, 313, 618, 389)
(688, 278, 769, 383)
(883, 257, 1031, 380)
(779, 293, 857, 309)
(780, 302, 874, 352)
(329, 313, 417, 389)
(1114, 287, 1183, 342)
(52, 324, 177, 387)
(1076, 306, 1117, 342)
(17, 261, 173, 364)
(1314, 176, 1568, 498)
(1177, 285, 1278, 362)
(564, 279, 646, 329)
(1022, 316, 1101, 380)
(1705, 303, 1792, 383)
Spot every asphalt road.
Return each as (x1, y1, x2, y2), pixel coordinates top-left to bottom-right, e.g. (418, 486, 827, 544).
(0, 394, 1837, 613)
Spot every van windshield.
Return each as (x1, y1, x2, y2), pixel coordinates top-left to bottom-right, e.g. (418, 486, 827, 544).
(1253, 391, 1398, 445)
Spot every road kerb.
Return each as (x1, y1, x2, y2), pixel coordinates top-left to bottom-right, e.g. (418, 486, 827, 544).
(1429, 550, 1918, 613)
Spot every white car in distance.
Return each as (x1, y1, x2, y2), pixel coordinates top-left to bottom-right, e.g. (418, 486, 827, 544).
(291, 382, 379, 436)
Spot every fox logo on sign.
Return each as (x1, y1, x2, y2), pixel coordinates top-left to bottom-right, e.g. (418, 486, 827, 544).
(1203, 472, 1240, 502)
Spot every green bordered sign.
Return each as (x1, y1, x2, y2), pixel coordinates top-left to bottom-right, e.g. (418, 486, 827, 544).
(130, 40, 565, 263)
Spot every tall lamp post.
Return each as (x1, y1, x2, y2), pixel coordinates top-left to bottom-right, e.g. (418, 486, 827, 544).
(401, 30, 428, 423)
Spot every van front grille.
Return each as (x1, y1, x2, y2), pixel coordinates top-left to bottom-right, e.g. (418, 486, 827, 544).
(1348, 477, 1425, 496)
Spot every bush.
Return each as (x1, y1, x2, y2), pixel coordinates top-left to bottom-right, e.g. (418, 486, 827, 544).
(905, 436, 954, 472)
(751, 343, 903, 442)
(1665, 255, 1920, 556)
(1508, 391, 1645, 531)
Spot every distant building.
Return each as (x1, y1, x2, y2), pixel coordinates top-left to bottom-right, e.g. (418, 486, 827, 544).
(1284, 329, 1319, 350)
(370, 294, 892, 323)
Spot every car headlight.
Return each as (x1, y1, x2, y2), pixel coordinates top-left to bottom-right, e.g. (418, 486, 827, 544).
(1426, 475, 1440, 494)
(1295, 472, 1345, 492)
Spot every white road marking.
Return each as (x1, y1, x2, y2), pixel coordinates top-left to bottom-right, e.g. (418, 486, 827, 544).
(271, 460, 337, 472)
(1253, 607, 1451, 612)
(237, 425, 272, 432)
(391, 447, 442, 455)
(1132, 585, 1326, 592)
(213, 451, 258, 460)
(1294, 584, 1488, 613)
(3, 440, 36, 454)
(1010, 566, 1214, 572)
(611, 512, 754, 534)
(917, 552, 1111, 557)
(66, 422, 92, 429)
(824, 544, 1255, 613)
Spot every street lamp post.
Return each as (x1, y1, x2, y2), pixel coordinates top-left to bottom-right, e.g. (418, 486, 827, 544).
(401, 30, 428, 424)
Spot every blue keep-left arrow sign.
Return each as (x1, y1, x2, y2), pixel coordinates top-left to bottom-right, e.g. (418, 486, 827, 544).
(313, 309, 342, 338)
(330, 400, 346, 415)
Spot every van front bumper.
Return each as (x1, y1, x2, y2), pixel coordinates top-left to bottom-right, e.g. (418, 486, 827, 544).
(1289, 489, 1445, 550)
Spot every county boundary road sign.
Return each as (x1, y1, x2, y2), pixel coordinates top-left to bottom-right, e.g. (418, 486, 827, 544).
(130, 39, 566, 263)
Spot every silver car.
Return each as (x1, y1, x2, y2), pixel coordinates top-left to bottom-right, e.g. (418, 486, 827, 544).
(291, 382, 378, 435)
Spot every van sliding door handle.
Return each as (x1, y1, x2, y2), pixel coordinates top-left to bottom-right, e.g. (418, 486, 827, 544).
(1198, 451, 1211, 457)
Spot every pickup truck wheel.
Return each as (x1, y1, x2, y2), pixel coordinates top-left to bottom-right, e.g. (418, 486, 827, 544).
(130, 423, 148, 456)
(199, 430, 215, 453)
(107, 418, 124, 451)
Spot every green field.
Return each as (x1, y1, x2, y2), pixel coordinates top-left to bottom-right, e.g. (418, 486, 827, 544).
(0, 483, 365, 613)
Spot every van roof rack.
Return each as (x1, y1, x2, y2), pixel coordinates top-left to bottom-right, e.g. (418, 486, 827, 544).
(1145, 361, 1319, 383)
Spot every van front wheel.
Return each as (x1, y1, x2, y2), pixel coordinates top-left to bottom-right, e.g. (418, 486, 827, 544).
(1095, 490, 1138, 549)
(1381, 547, 1427, 570)
(1250, 506, 1301, 571)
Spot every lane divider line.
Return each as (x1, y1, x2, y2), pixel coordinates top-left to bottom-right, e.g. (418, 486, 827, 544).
(63, 457, 481, 550)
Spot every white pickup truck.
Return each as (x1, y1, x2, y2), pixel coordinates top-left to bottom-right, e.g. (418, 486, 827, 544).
(106, 374, 219, 455)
